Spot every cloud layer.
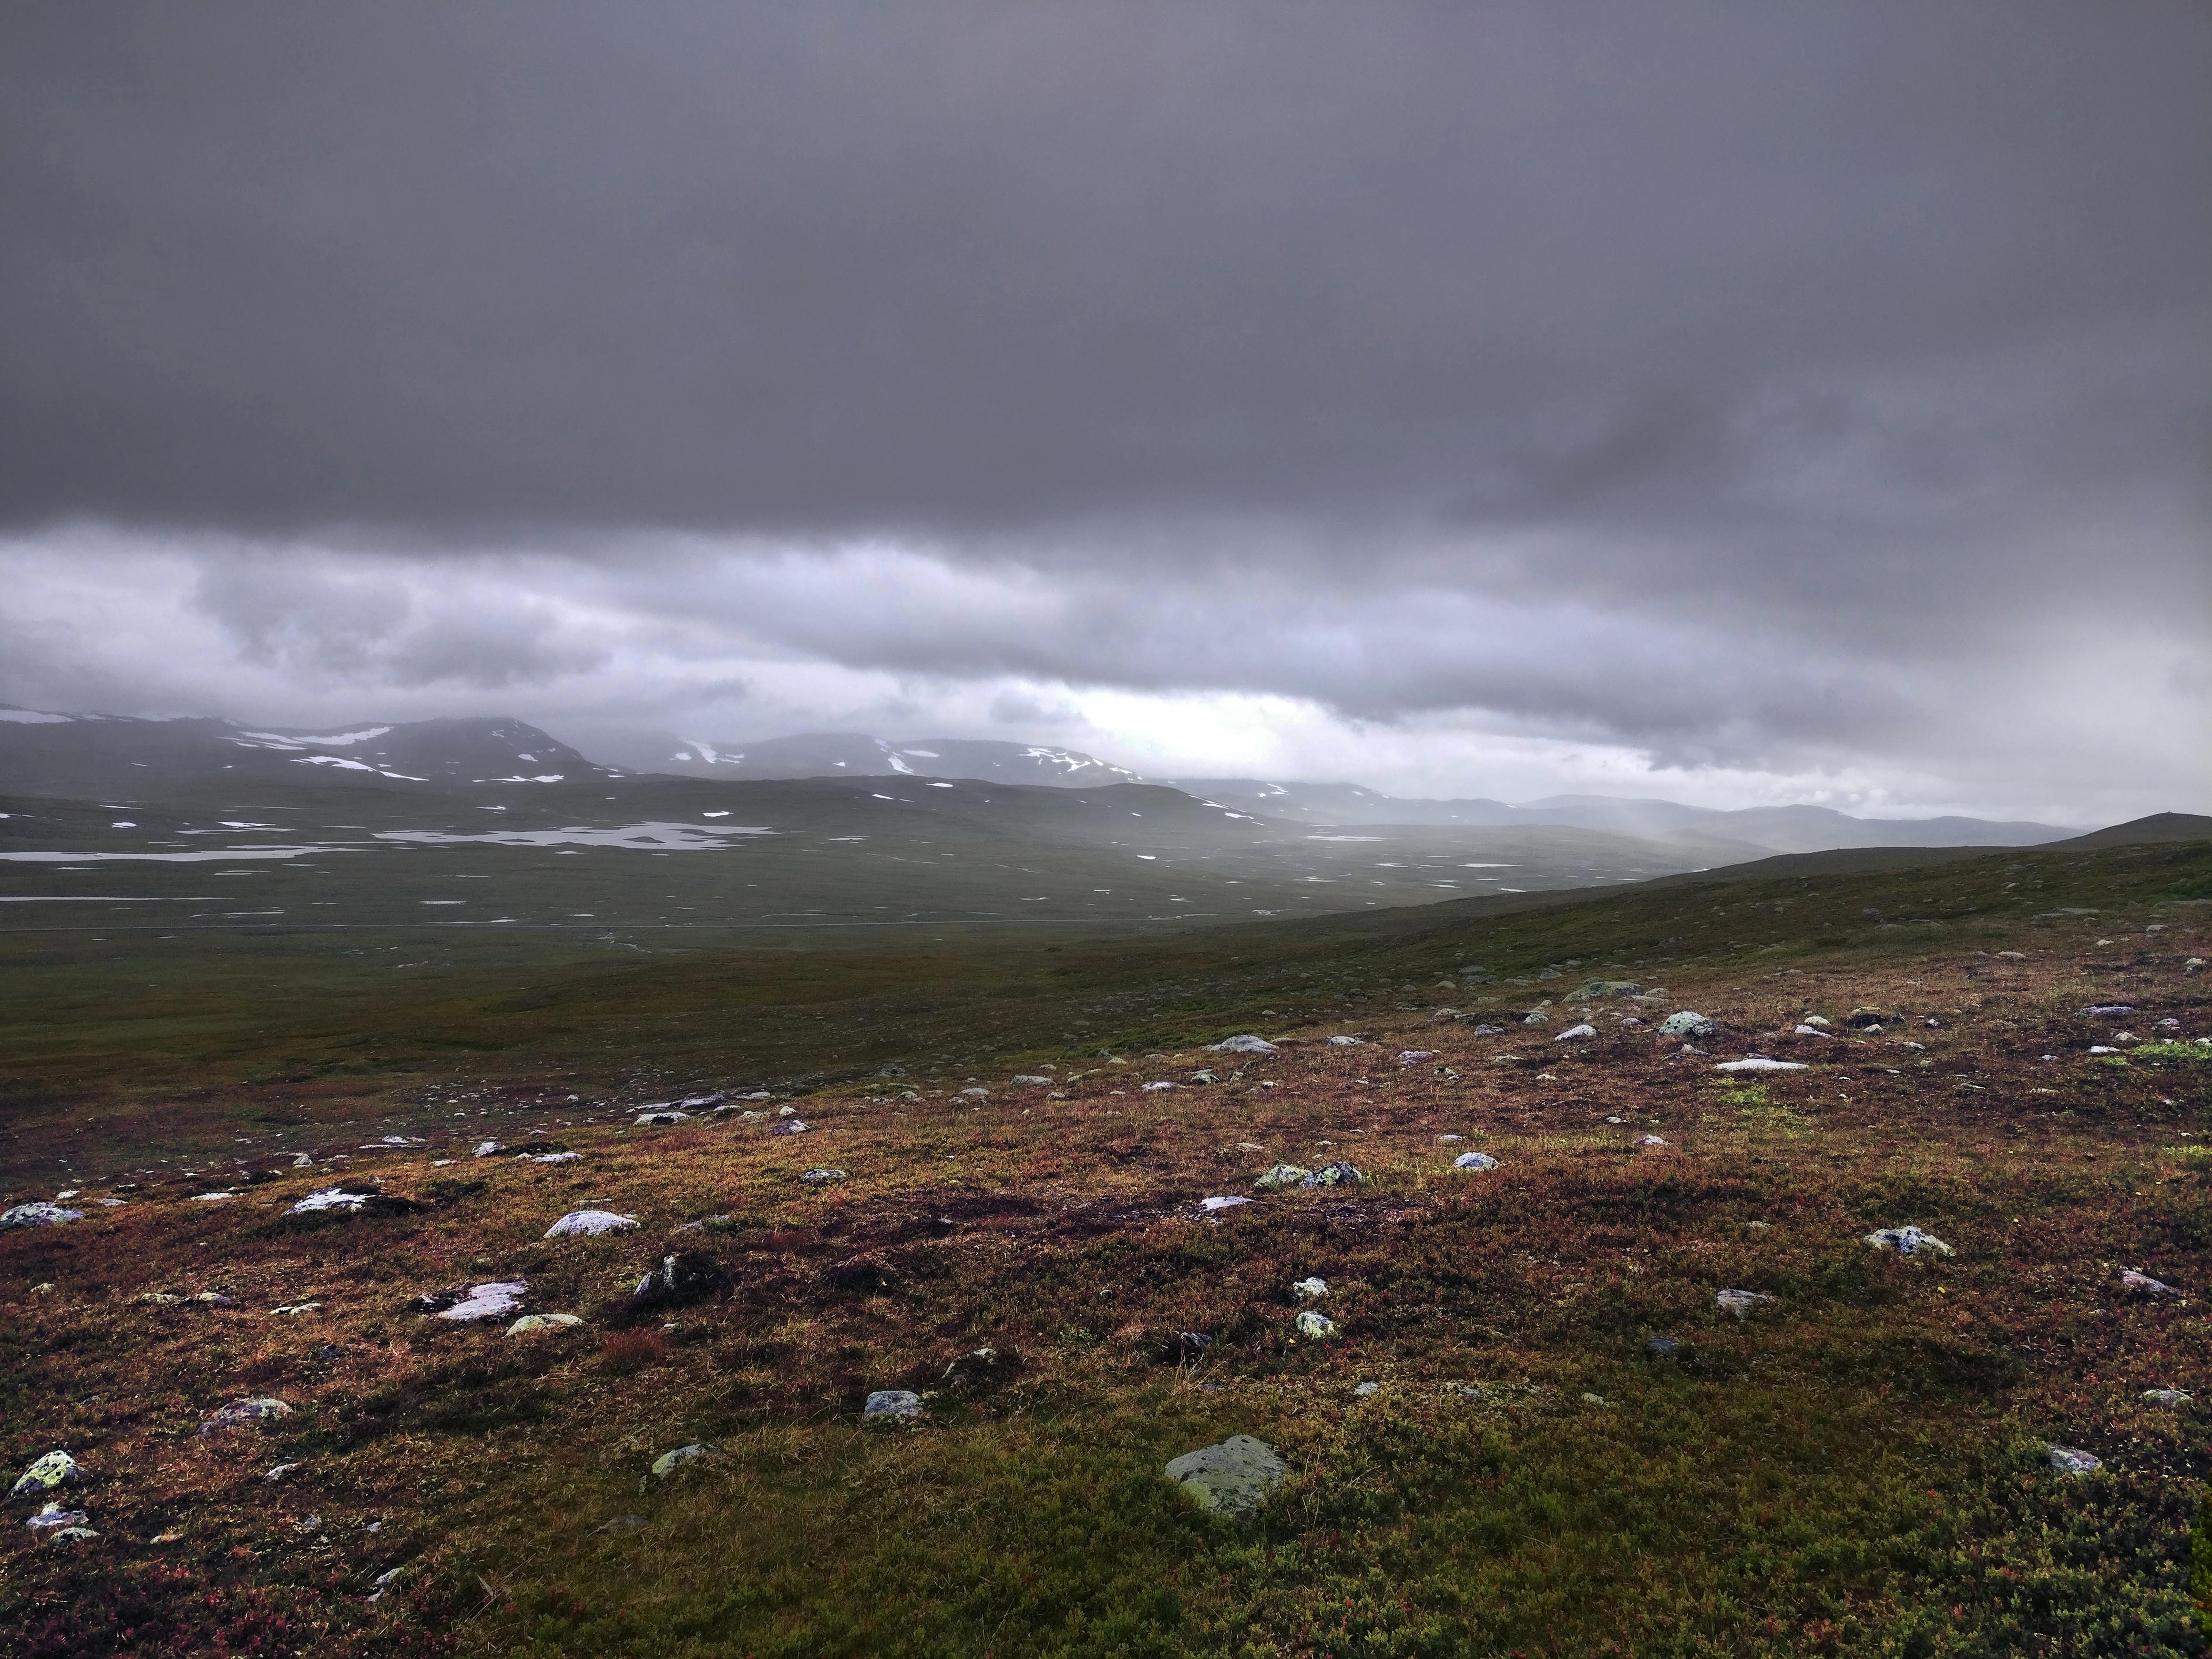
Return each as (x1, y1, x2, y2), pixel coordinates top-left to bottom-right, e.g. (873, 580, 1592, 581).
(1, 4, 2205, 819)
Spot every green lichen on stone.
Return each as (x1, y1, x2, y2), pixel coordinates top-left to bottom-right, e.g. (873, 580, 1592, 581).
(1164, 1435, 1288, 1519)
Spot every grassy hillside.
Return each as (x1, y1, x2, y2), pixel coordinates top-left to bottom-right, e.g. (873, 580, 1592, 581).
(2, 835, 2208, 1655)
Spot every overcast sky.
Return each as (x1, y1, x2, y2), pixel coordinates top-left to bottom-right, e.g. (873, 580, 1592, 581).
(3, 3, 2206, 820)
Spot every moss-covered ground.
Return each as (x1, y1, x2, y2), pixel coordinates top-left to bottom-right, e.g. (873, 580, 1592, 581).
(3, 837, 2209, 1655)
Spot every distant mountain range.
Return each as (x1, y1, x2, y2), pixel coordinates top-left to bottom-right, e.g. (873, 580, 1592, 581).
(655, 732, 1140, 789)
(0, 707, 616, 797)
(1169, 779, 2072, 854)
(0, 708, 2076, 854)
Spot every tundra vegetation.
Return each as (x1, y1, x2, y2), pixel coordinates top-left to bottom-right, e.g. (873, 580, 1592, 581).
(3, 835, 2210, 1656)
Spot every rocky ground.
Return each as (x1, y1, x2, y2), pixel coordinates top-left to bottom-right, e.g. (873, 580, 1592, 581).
(3, 845, 2209, 1656)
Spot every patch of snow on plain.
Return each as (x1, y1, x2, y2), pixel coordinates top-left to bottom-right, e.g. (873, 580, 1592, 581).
(374, 822, 774, 850)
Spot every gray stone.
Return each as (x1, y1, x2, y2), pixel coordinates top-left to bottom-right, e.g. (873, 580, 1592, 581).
(1, 1202, 84, 1227)
(2120, 1270, 2178, 1296)
(1164, 1434, 1288, 1518)
(767, 1119, 809, 1136)
(2142, 1388, 2193, 1408)
(1208, 1035, 1279, 1055)
(1254, 1163, 1312, 1190)
(434, 1281, 528, 1321)
(1865, 1227, 1953, 1258)
(864, 1390, 924, 1419)
(2046, 1446, 2102, 1475)
(634, 1111, 691, 1126)
(1657, 1012, 1716, 1041)
(1325, 1035, 1364, 1047)
(1716, 1289, 1773, 1319)
(197, 1397, 291, 1434)
(1645, 1335, 1680, 1357)
(1352, 1381, 1380, 1398)
(1290, 1277, 1328, 1299)
(1714, 1057, 1808, 1073)
(1199, 1194, 1251, 1213)
(1295, 1311, 1338, 1340)
(27, 1504, 90, 1532)
(799, 1167, 846, 1185)
(1553, 1024, 1597, 1041)
(1452, 1150, 1499, 1170)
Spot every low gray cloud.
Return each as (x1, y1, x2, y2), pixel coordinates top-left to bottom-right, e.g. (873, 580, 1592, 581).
(0, 4, 2205, 817)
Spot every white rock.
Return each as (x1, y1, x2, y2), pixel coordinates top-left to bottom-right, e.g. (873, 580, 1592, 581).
(1554, 1024, 1597, 1042)
(1291, 1277, 1329, 1298)
(288, 1188, 369, 1215)
(1208, 1035, 1279, 1055)
(437, 1281, 528, 1321)
(1716, 1288, 1773, 1318)
(544, 1209, 638, 1238)
(1453, 1150, 1499, 1170)
(1865, 1227, 1952, 1258)
(1714, 1057, 1809, 1073)
(2047, 1446, 2101, 1475)
(1199, 1195, 1250, 1213)
(1, 1202, 84, 1227)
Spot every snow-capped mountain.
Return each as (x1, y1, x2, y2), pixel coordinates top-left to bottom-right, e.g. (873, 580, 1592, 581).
(0, 708, 615, 798)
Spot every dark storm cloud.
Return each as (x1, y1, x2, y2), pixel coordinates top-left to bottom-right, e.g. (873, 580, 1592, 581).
(1, 3, 2206, 815)
(4, 1, 2204, 537)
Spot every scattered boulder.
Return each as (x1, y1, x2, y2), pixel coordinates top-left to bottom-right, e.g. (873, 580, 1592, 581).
(1010, 1074, 1053, 1085)
(27, 1504, 89, 1532)
(1142, 1080, 1180, 1092)
(1567, 980, 1644, 1001)
(2079, 1004, 2134, 1017)
(1200, 1195, 1251, 1214)
(768, 1120, 809, 1136)
(287, 1186, 427, 1219)
(2142, 1388, 2193, 1408)
(1295, 1311, 1338, 1340)
(625, 1252, 728, 1319)
(1716, 1289, 1773, 1319)
(1301, 1162, 1366, 1189)
(1291, 1277, 1328, 1299)
(1553, 1024, 1598, 1042)
(1645, 1335, 1681, 1358)
(270, 1302, 321, 1316)
(1, 1202, 83, 1227)
(1657, 1012, 1716, 1041)
(1397, 1049, 1434, 1063)
(1714, 1057, 1809, 1073)
(1453, 1150, 1499, 1171)
(864, 1390, 924, 1420)
(472, 1141, 504, 1158)
(526, 1152, 582, 1164)
(2120, 1270, 2179, 1296)
(634, 1111, 691, 1127)
(1208, 1035, 1279, 1055)
(545, 1210, 639, 1238)
(1865, 1227, 1953, 1258)
(1170, 1331, 1213, 1364)
(1165, 1435, 1288, 1518)
(798, 1167, 846, 1185)
(1254, 1163, 1312, 1190)
(197, 1398, 291, 1434)
(1637, 1135, 1669, 1149)
(1352, 1381, 1381, 1398)
(648, 1444, 727, 1480)
(508, 1313, 583, 1336)
(11, 1451, 84, 1498)
(1521, 1012, 1548, 1027)
(1325, 1035, 1364, 1047)
(1469, 1024, 1503, 1036)
(2047, 1446, 2102, 1475)
(417, 1281, 528, 1322)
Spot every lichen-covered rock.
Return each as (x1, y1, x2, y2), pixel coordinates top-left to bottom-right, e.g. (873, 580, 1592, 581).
(1865, 1227, 1953, 1258)
(798, 1167, 846, 1185)
(1301, 1162, 1365, 1189)
(1254, 1163, 1312, 1190)
(11, 1450, 84, 1497)
(2142, 1388, 2192, 1408)
(1658, 1012, 1716, 1040)
(1208, 1035, 1279, 1055)
(1290, 1277, 1328, 1299)
(507, 1313, 583, 1336)
(1, 1202, 84, 1227)
(1165, 1435, 1288, 1518)
(1295, 1311, 1338, 1340)
(198, 1398, 291, 1434)
(1452, 1150, 1499, 1170)
(648, 1444, 727, 1479)
(863, 1390, 923, 1420)
(2047, 1446, 2102, 1475)
(545, 1210, 638, 1238)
